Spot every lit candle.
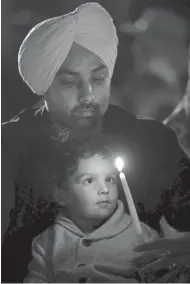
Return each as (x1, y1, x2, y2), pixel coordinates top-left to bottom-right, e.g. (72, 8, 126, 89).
(115, 157, 143, 238)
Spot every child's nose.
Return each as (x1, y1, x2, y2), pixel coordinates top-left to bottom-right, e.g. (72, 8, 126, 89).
(98, 183, 109, 195)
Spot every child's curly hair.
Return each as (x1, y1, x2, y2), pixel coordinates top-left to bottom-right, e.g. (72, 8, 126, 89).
(55, 133, 114, 187)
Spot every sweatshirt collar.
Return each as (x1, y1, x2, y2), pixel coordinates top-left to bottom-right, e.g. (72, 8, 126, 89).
(56, 201, 132, 240)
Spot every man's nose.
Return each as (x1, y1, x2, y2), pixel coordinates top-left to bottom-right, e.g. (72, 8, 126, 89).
(98, 182, 109, 195)
(78, 82, 94, 103)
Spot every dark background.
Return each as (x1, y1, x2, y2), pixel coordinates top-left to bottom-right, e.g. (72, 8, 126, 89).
(2, 0, 190, 121)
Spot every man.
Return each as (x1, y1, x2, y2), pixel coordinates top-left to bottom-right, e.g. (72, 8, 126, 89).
(2, 2, 190, 282)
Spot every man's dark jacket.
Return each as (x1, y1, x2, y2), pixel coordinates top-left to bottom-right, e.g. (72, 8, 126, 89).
(2, 105, 190, 282)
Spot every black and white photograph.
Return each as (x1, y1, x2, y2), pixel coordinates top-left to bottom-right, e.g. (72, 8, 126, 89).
(1, 0, 190, 282)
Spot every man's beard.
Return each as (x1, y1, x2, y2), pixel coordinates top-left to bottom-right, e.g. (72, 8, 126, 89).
(52, 102, 104, 141)
(70, 102, 103, 130)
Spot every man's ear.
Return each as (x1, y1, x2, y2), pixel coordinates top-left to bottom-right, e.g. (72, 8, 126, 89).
(53, 183, 68, 206)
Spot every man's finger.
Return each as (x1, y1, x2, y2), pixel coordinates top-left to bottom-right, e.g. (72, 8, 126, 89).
(155, 266, 180, 283)
(132, 251, 160, 267)
(134, 234, 190, 252)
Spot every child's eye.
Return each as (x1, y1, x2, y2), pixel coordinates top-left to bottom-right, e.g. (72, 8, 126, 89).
(105, 177, 116, 184)
(83, 177, 94, 184)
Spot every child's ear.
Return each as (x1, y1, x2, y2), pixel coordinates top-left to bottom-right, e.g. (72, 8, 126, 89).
(53, 183, 67, 207)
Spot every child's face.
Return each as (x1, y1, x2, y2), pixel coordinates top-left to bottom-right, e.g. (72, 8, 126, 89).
(65, 154, 118, 222)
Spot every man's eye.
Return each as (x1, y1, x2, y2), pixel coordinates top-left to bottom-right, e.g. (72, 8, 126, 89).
(105, 177, 116, 184)
(92, 73, 106, 83)
(61, 79, 77, 87)
(83, 177, 94, 184)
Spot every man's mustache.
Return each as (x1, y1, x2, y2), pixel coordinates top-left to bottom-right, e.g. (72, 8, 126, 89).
(72, 103, 101, 115)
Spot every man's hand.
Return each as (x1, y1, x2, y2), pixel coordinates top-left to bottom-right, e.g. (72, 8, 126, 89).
(133, 232, 190, 282)
(135, 232, 190, 253)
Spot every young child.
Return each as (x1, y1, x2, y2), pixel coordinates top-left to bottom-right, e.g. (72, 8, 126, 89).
(24, 135, 159, 283)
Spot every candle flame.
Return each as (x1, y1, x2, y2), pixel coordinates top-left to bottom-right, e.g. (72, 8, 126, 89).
(115, 157, 124, 172)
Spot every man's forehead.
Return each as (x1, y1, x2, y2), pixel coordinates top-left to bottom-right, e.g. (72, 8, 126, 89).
(57, 63, 108, 76)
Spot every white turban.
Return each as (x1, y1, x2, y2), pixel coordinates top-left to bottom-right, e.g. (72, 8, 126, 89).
(18, 2, 118, 95)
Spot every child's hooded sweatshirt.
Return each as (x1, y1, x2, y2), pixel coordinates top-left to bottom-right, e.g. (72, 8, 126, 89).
(25, 201, 159, 283)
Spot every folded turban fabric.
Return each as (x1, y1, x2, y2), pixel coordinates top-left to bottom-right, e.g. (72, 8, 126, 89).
(18, 2, 118, 95)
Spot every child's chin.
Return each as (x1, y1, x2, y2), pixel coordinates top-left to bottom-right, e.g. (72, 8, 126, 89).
(93, 206, 116, 219)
